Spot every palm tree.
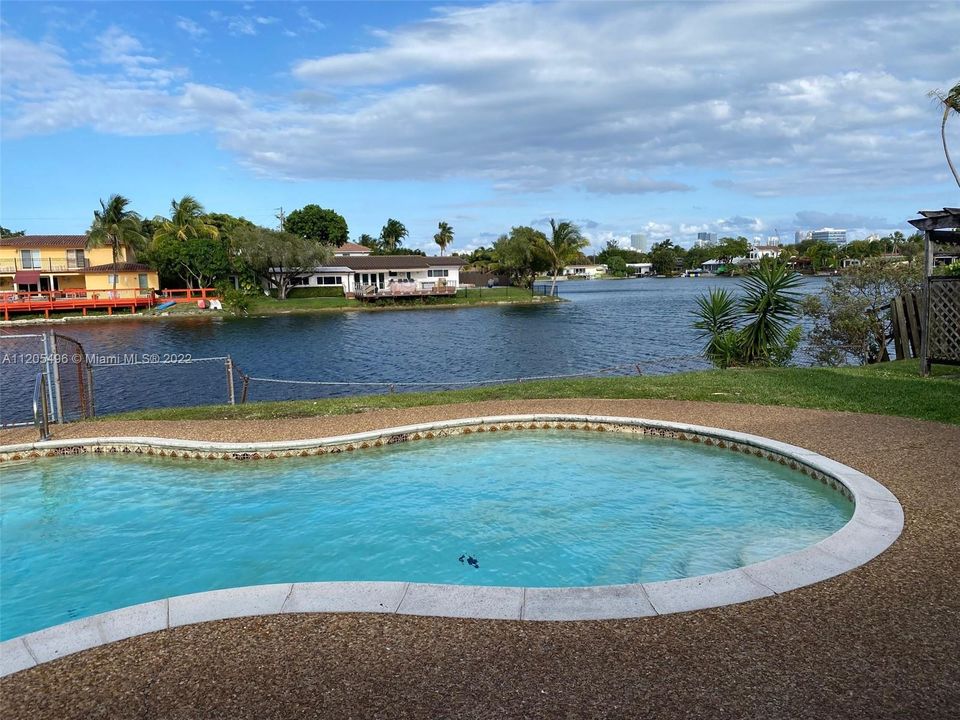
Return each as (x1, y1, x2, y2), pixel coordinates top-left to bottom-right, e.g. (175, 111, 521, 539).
(380, 219, 408, 252)
(88, 194, 145, 293)
(930, 82, 960, 189)
(153, 195, 219, 243)
(542, 219, 589, 295)
(434, 221, 454, 256)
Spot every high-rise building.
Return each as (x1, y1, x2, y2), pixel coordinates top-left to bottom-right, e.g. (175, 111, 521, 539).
(630, 233, 647, 252)
(811, 228, 847, 245)
(696, 232, 718, 248)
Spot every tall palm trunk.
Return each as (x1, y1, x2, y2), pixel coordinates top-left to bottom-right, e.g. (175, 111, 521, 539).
(942, 106, 960, 189)
(111, 235, 120, 293)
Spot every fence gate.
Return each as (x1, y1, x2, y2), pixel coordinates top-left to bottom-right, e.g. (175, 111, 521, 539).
(51, 333, 95, 421)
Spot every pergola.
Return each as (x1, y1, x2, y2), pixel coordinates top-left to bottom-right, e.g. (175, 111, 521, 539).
(908, 208, 960, 375)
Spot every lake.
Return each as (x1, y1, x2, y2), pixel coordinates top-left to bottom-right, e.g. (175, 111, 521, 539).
(0, 277, 827, 423)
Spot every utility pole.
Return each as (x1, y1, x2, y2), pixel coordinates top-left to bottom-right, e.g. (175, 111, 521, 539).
(276, 207, 285, 232)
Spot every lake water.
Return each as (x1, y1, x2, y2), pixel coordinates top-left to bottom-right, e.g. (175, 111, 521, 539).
(0, 277, 827, 423)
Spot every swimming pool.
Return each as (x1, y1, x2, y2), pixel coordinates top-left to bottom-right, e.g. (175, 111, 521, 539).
(0, 423, 862, 640)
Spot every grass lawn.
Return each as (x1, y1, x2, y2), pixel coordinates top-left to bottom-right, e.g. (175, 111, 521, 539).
(108, 359, 960, 425)
(240, 288, 558, 314)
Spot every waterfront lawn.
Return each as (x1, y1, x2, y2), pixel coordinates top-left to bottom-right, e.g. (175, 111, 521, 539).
(109, 359, 960, 425)
(240, 288, 556, 314)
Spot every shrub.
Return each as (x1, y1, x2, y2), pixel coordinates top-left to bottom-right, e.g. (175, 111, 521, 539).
(218, 287, 251, 315)
(692, 261, 803, 368)
(801, 259, 922, 365)
(284, 286, 346, 299)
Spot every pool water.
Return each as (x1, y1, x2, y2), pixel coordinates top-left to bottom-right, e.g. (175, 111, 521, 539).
(0, 431, 852, 639)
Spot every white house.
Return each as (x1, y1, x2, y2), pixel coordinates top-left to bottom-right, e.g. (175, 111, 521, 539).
(562, 264, 606, 278)
(286, 249, 466, 297)
(745, 245, 782, 263)
(625, 262, 654, 276)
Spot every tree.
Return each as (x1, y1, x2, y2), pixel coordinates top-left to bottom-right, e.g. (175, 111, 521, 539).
(87, 194, 146, 292)
(434, 221, 454, 256)
(380, 219, 408, 252)
(713, 237, 749, 267)
(1, 226, 25, 238)
(149, 233, 232, 289)
(234, 226, 331, 300)
(541, 219, 589, 294)
(465, 246, 498, 273)
(606, 255, 628, 276)
(929, 81, 960, 189)
(802, 260, 923, 365)
(596, 240, 647, 266)
(357, 233, 379, 251)
(650, 239, 678, 275)
(153, 196, 219, 244)
(285, 205, 349, 246)
(492, 226, 550, 288)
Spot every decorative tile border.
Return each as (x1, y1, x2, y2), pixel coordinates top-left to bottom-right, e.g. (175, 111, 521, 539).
(0, 415, 903, 677)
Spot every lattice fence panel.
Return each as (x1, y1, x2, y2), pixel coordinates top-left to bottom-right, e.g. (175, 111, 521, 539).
(927, 278, 960, 363)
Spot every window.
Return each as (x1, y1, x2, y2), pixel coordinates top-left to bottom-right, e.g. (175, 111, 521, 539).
(291, 276, 310, 286)
(427, 268, 449, 278)
(66, 249, 86, 269)
(20, 249, 40, 269)
(321, 276, 341, 285)
(138, 273, 148, 290)
(107, 274, 118, 285)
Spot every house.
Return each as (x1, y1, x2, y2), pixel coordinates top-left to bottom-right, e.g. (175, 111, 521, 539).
(562, 264, 606, 278)
(744, 245, 782, 263)
(334, 242, 373, 257)
(0, 235, 159, 295)
(286, 247, 466, 297)
(625, 262, 653, 276)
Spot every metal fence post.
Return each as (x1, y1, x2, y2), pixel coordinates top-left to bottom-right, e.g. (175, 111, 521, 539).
(225, 356, 236, 405)
(47, 332, 64, 423)
(86, 365, 96, 417)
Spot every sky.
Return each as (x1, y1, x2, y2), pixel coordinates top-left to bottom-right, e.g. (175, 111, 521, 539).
(1, 0, 958, 254)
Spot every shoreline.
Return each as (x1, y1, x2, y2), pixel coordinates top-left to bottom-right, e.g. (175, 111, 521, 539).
(0, 294, 562, 327)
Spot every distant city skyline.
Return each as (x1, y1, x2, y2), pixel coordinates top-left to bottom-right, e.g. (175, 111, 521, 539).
(1, 1, 957, 254)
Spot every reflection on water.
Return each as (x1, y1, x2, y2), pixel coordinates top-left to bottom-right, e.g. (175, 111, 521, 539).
(0, 277, 826, 422)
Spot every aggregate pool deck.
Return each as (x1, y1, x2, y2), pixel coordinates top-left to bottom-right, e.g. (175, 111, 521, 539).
(1, 399, 958, 719)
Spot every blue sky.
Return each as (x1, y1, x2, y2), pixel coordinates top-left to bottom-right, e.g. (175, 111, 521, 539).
(1, 1, 958, 253)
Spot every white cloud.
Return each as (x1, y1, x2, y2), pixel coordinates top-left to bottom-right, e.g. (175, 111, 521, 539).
(3, 1, 959, 199)
(176, 17, 207, 39)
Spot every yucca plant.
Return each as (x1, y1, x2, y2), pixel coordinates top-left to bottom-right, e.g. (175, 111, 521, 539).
(738, 261, 804, 363)
(692, 288, 740, 367)
(692, 260, 803, 368)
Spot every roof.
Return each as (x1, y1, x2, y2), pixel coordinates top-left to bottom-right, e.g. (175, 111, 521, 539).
(908, 208, 960, 236)
(0, 235, 88, 249)
(85, 262, 152, 273)
(331, 255, 466, 271)
(335, 242, 372, 254)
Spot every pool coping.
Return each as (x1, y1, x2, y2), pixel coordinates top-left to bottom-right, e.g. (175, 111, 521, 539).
(0, 414, 904, 678)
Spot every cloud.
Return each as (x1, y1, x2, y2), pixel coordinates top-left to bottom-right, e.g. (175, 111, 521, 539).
(209, 10, 278, 36)
(176, 17, 207, 39)
(581, 177, 694, 195)
(793, 211, 890, 229)
(3, 1, 958, 198)
(297, 7, 327, 31)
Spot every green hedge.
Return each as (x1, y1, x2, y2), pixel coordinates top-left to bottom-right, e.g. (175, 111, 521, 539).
(285, 286, 346, 298)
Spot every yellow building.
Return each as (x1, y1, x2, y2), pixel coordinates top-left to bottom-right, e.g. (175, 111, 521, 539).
(0, 235, 159, 295)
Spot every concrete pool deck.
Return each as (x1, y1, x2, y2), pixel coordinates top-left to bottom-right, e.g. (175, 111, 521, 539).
(1, 398, 958, 718)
